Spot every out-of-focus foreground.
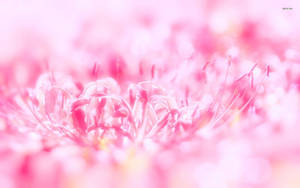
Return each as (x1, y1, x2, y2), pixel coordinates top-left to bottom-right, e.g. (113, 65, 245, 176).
(0, 0, 300, 187)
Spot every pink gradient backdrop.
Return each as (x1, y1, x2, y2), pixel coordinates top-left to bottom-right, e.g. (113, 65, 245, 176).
(0, 0, 300, 188)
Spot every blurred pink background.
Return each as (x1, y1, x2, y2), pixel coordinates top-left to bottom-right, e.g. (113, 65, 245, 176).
(0, 0, 300, 188)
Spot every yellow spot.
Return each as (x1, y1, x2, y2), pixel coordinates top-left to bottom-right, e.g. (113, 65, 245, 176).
(98, 138, 110, 151)
(230, 110, 240, 127)
(121, 147, 149, 174)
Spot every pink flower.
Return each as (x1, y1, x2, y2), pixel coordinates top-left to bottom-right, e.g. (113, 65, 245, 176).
(0, 0, 300, 187)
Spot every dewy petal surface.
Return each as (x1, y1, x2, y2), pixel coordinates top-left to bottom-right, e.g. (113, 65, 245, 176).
(0, 0, 300, 188)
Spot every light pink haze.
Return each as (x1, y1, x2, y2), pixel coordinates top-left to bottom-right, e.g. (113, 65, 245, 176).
(0, 0, 300, 188)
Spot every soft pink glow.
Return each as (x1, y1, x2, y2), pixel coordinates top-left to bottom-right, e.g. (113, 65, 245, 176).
(0, 0, 300, 188)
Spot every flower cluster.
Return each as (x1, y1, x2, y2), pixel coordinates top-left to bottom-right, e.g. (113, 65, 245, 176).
(0, 0, 300, 187)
